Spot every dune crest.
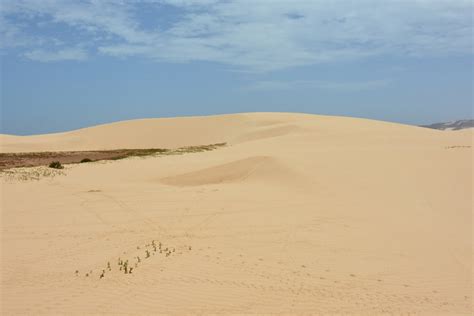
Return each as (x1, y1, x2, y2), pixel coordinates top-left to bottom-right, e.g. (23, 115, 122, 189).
(0, 112, 450, 153)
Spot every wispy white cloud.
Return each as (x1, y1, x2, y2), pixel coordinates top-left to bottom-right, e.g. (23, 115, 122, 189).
(1, 0, 472, 70)
(246, 79, 390, 92)
(24, 47, 88, 62)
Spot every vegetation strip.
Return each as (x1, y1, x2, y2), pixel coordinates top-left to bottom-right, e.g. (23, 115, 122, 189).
(0, 143, 226, 171)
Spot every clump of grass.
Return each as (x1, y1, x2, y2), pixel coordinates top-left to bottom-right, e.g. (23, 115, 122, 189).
(118, 258, 123, 271)
(80, 158, 92, 163)
(49, 161, 64, 169)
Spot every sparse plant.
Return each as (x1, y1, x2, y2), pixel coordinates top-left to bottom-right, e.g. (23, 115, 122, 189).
(129, 267, 133, 274)
(107, 262, 111, 271)
(146, 250, 150, 258)
(49, 161, 64, 169)
(100, 270, 105, 279)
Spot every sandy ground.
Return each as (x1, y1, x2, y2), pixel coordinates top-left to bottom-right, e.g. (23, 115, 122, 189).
(0, 113, 472, 315)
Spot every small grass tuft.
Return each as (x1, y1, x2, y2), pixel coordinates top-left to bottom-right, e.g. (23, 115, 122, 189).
(48, 161, 64, 169)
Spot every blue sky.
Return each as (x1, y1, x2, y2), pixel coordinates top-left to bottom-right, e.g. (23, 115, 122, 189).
(1, 0, 472, 135)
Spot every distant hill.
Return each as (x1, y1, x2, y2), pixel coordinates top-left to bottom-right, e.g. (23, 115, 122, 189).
(420, 119, 474, 131)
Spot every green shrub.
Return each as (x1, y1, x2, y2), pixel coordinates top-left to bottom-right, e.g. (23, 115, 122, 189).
(80, 158, 92, 163)
(49, 161, 64, 169)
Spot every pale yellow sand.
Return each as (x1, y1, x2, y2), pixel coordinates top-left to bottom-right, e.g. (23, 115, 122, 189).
(1, 113, 472, 315)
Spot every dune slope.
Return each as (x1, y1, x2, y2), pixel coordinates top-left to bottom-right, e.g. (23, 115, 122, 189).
(1, 113, 472, 315)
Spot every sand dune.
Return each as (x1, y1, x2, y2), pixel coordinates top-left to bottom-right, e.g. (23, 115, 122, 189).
(0, 114, 251, 152)
(1, 113, 472, 315)
(0, 112, 451, 152)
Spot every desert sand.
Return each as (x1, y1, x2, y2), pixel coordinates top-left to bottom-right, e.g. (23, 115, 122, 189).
(0, 112, 472, 315)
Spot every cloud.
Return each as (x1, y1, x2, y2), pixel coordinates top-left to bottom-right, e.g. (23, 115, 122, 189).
(24, 47, 88, 62)
(247, 79, 390, 92)
(1, 0, 472, 70)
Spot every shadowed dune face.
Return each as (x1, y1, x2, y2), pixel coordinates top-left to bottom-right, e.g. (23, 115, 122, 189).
(160, 156, 299, 186)
(1, 113, 472, 315)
